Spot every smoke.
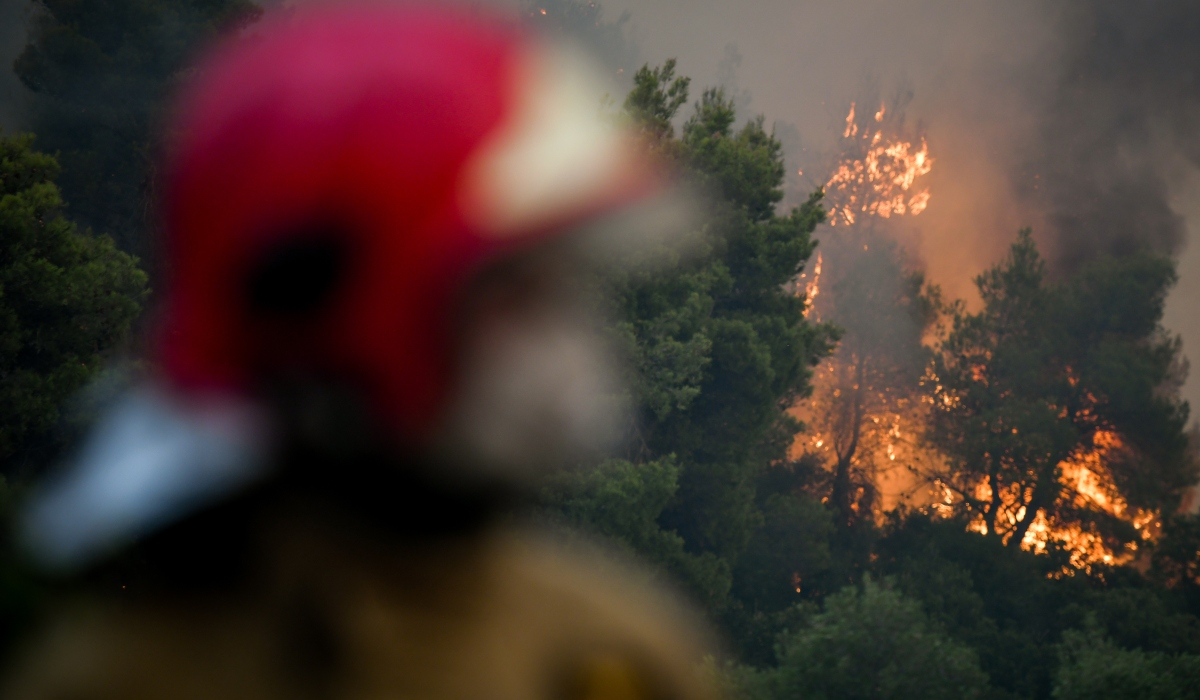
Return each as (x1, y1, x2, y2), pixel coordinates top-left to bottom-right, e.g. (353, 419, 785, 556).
(573, 0, 1200, 410)
(1020, 1, 1200, 272)
(585, 0, 1199, 272)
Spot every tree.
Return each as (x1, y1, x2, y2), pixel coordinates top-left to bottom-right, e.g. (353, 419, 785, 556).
(543, 61, 836, 651)
(622, 60, 690, 143)
(655, 87, 835, 563)
(923, 229, 1194, 553)
(14, 0, 260, 257)
(874, 511, 1081, 699)
(797, 230, 939, 528)
(539, 457, 732, 611)
(0, 132, 148, 475)
(765, 577, 989, 700)
(1151, 513, 1200, 591)
(1053, 622, 1200, 700)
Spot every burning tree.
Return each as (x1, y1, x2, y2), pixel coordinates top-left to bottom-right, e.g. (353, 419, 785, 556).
(923, 230, 1196, 569)
(823, 101, 932, 228)
(798, 96, 1193, 574)
(793, 232, 939, 528)
(790, 97, 940, 528)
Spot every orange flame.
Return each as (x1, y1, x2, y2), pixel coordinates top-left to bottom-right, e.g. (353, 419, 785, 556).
(1017, 431, 1159, 574)
(790, 358, 942, 517)
(825, 103, 933, 227)
(939, 429, 1161, 575)
(798, 251, 823, 317)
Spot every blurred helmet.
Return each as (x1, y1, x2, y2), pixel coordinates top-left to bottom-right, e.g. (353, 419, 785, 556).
(161, 4, 654, 443)
(21, 4, 664, 570)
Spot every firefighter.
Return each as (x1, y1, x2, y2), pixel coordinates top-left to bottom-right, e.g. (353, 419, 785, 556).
(3, 6, 716, 699)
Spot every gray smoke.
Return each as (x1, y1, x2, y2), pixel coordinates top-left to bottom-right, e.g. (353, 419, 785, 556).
(1021, 1, 1200, 272)
(579, 0, 1200, 409)
(586, 0, 1200, 273)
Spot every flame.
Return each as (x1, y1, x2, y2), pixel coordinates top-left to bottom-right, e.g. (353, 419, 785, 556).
(932, 429, 1161, 576)
(790, 357, 942, 517)
(798, 104, 1159, 573)
(798, 251, 823, 316)
(1015, 430, 1160, 574)
(825, 103, 934, 227)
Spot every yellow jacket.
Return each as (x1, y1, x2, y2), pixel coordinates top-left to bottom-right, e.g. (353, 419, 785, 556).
(5, 505, 717, 700)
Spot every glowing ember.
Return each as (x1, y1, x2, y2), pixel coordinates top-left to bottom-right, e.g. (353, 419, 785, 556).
(825, 102, 934, 227)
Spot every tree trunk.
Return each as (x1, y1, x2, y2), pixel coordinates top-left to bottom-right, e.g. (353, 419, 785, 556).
(986, 460, 1002, 538)
(831, 355, 868, 527)
(1007, 475, 1047, 548)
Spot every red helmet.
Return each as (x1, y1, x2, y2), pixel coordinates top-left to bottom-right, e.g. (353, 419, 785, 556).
(22, 4, 665, 570)
(161, 4, 655, 443)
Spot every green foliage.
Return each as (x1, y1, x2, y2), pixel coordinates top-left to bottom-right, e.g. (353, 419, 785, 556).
(5, 6, 1200, 698)
(540, 457, 732, 610)
(1053, 622, 1200, 700)
(618, 66, 835, 571)
(545, 59, 836, 659)
(682, 92, 784, 223)
(0, 132, 148, 475)
(926, 229, 1194, 547)
(732, 493, 832, 613)
(15, 0, 261, 256)
(1084, 585, 1200, 657)
(875, 512, 1080, 699)
(1153, 514, 1200, 590)
(765, 577, 989, 700)
(622, 59, 691, 143)
(543, 48, 1200, 700)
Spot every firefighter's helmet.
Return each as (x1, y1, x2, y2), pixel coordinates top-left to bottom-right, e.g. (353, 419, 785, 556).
(21, 4, 663, 571)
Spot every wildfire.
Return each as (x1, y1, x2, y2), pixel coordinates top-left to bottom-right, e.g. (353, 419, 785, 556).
(790, 360, 941, 516)
(1018, 431, 1159, 574)
(946, 429, 1161, 575)
(794, 102, 1165, 577)
(825, 102, 933, 227)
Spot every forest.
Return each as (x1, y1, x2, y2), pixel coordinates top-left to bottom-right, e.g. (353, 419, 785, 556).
(2, 1, 1200, 698)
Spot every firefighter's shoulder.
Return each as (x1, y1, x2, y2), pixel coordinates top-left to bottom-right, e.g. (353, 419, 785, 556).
(3, 522, 721, 700)
(477, 527, 721, 700)
(294, 523, 722, 700)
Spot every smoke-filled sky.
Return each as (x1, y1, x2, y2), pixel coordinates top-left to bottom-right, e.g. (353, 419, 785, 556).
(548, 0, 1200, 414)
